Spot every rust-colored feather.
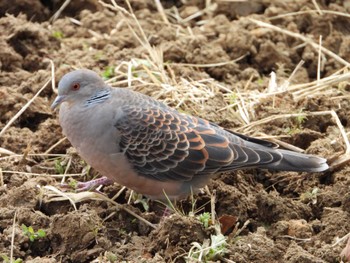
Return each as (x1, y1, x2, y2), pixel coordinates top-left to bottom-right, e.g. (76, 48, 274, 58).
(115, 104, 271, 182)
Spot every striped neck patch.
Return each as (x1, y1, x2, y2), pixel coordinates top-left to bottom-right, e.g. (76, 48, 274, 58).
(85, 89, 111, 107)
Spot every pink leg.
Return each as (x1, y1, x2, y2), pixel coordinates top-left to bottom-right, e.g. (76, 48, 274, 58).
(162, 206, 173, 217)
(60, 176, 113, 192)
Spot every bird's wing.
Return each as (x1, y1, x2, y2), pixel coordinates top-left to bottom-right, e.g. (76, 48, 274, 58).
(114, 105, 282, 182)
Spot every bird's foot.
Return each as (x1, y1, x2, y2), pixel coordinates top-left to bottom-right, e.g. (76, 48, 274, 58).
(162, 206, 173, 217)
(60, 176, 113, 193)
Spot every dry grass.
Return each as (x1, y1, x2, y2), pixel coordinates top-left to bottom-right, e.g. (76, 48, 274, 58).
(268, 9, 350, 21)
(50, 0, 71, 22)
(0, 78, 51, 139)
(10, 210, 17, 263)
(43, 185, 157, 229)
(0, 168, 3, 187)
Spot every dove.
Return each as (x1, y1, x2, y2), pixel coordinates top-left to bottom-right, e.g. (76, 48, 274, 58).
(51, 69, 328, 199)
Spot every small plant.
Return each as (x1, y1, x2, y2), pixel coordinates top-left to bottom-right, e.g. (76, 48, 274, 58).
(284, 126, 301, 135)
(97, 251, 118, 262)
(21, 224, 46, 242)
(228, 92, 238, 105)
(256, 78, 264, 85)
(54, 159, 66, 174)
(52, 30, 64, 39)
(67, 178, 79, 189)
(105, 252, 118, 262)
(197, 212, 211, 228)
(187, 233, 227, 262)
(295, 114, 307, 128)
(284, 110, 307, 135)
(161, 188, 206, 217)
(294, 109, 307, 129)
(102, 66, 115, 80)
(1, 255, 22, 263)
(131, 192, 149, 211)
(300, 187, 319, 205)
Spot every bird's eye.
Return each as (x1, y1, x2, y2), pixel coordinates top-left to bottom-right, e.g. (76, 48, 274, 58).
(72, 83, 80, 91)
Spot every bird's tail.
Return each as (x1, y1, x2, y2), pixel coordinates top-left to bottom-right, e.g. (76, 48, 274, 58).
(266, 149, 329, 172)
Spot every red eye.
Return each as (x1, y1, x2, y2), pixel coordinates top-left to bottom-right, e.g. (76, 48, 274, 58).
(72, 83, 80, 90)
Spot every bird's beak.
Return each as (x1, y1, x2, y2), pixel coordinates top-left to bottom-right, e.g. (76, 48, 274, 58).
(51, 95, 67, 110)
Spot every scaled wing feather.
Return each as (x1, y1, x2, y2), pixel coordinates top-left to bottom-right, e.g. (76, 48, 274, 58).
(115, 105, 282, 182)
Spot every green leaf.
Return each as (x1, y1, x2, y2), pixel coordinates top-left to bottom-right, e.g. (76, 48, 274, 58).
(198, 212, 211, 228)
(54, 160, 65, 174)
(21, 224, 28, 233)
(1, 255, 10, 263)
(52, 30, 64, 39)
(106, 252, 118, 262)
(28, 226, 34, 234)
(102, 66, 115, 80)
(256, 78, 264, 85)
(37, 229, 46, 238)
(202, 234, 227, 260)
(229, 93, 238, 105)
(68, 179, 78, 189)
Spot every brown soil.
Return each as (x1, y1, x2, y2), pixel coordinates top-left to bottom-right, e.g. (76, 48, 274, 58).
(1, 0, 350, 262)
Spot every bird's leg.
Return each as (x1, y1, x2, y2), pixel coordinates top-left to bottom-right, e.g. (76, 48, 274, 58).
(162, 206, 173, 217)
(60, 176, 113, 192)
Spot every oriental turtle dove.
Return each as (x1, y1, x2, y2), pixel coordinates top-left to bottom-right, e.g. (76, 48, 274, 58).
(52, 69, 328, 199)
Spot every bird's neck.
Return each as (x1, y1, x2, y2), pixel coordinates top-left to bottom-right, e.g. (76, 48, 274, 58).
(84, 88, 112, 108)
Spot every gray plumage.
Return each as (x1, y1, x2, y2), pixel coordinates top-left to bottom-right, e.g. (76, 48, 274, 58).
(52, 69, 329, 199)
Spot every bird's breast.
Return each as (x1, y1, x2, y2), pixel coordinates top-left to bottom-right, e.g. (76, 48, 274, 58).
(59, 103, 121, 159)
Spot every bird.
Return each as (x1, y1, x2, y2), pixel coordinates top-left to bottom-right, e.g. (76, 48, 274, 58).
(51, 69, 329, 199)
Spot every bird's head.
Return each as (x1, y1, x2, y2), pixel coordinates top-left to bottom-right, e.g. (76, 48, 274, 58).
(51, 69, 105, 109)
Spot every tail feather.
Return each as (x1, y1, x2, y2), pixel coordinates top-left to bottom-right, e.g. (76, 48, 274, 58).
(266, 149, 329, 172)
